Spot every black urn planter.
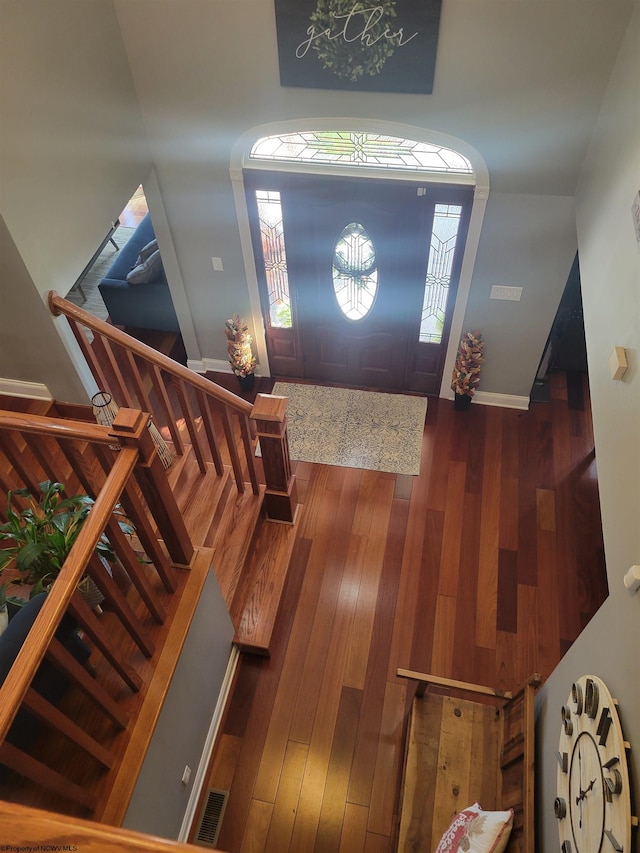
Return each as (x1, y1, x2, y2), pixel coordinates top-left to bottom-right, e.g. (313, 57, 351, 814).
(236, 373, 255, 392)
(454, 392, 472, 411)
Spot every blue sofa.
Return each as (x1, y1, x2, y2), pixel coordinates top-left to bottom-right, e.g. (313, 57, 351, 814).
(98, 213, 180, 332)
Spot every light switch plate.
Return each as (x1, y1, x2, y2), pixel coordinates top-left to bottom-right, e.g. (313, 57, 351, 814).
(211, 257, 223, 271)
(609, 346, 627, 380)
(490, 285, 522, 301)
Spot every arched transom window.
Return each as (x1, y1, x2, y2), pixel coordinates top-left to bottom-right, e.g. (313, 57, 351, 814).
(250, 131, 473, 175)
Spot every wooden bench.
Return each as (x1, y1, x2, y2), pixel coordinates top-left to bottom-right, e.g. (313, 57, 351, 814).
(395, 671, 542, 853)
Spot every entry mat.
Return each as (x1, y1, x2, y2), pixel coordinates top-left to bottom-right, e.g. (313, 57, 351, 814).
(266, 382, 428, 475)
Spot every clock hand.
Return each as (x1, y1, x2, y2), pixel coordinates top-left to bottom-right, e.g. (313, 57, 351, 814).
(574, 745, 586, 827)
(575, 779, 598, 805)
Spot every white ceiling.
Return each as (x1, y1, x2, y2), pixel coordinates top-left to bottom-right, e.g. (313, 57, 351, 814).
(390, 0, 636, 194)
(113, 0, 635, 196)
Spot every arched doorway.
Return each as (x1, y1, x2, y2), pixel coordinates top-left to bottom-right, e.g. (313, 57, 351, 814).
(230, 122, 489, 397)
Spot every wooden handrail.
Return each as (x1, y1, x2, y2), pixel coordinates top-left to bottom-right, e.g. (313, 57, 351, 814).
(0, 445, 140, 743)
(0, 405, 201, 818)
(0, 802, 224, 851)
(49, 290, 261, 495)
(0, 409, 116, 443)
(48, 290, 253, 417)
(396, 668, 514, 699)
(397, 669, 543, 700)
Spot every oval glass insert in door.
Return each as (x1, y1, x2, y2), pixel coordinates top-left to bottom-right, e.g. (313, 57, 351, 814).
(332, 222, 378, 320)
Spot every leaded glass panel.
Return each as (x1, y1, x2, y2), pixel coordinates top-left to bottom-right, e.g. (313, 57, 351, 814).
(332, 222, 378, 320)
(250, 132, 472, 175)
(419, 204, 462, 344)
(255, 190, 292, 328)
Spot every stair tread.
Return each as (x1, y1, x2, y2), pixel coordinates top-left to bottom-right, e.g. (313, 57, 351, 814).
(210, 484, 265, 608)
(233, 506, 301, 655)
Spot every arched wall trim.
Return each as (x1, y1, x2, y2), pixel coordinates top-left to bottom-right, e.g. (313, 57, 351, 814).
(230, 119, 489, 397)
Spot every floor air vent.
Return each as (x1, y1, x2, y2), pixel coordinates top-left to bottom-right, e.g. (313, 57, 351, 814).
(194, 788, 228, 848)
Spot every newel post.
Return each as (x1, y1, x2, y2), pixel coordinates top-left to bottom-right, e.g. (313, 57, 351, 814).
(110, 408, 194, 567)
(251, 393, 297, 523)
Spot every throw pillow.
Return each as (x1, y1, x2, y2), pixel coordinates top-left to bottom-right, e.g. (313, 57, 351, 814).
(126, 248, 163, 284)
(135, 238, 158, 265)
(435, 803, 514, 853)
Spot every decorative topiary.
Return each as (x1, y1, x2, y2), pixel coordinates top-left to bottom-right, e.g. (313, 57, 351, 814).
(451, 330, 484, 404)
(224, 314, 257, 379)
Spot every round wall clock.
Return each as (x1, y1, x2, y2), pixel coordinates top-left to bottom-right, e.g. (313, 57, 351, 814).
(555, 674, 637, 853)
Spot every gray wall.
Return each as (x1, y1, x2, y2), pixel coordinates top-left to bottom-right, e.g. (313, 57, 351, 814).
(112, 0, 630, 391)
(0, 215, 87, 401)
(0, 0, 151, 402)
(463, 192, 577, 396)
(1, 0, 632, 399)
(537, 5, 640, 849)
(123, 567, 235, 840)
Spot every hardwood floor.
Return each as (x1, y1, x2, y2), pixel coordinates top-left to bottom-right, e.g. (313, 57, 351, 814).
(118, 185, 148, 228)
(191, 370, 607, 852)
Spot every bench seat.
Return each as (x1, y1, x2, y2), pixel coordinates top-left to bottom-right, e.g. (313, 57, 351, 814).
(396, 671, 542, 853)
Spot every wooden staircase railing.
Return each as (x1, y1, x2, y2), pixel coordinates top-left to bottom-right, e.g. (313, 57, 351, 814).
(0, 802, 224, 852)
(0, 407, 194, 817)
(48, 290, 260, 493)
(48, 291, 298, 524)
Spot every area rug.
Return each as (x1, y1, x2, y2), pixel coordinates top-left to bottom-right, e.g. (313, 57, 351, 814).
(271, 382, 428, 475)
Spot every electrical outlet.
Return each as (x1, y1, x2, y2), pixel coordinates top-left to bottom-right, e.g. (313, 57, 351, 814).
(211, 257, 223, 271)
(490, 285, 522, 301)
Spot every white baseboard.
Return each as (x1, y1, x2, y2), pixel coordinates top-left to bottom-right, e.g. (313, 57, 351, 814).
(470, 390, 530, 410)
(186, 359, 207, 374)
(187, 358, 267, 380)
(187, 358, 233, 375)
(184, 368, 529, 411)
(0, 378, 53, 401)
(178, 645, 240, 842)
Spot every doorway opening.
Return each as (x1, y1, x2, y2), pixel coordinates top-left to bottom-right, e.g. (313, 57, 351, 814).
(531, 254, 588, 405)
(245, 169, 472, 393)
(65, 187, 183, 357)
(232, 123, 489, 397)
(66, 186, 149, 322)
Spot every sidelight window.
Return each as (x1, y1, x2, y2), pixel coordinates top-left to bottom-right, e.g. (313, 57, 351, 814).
(419, 204, 463, 344)
(255, 189, 292, 328)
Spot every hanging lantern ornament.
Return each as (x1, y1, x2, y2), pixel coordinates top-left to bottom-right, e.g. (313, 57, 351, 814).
(91, 391, 121, 451)
(91, 391, 174, 469)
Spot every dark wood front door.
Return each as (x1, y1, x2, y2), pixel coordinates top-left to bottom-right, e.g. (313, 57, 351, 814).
(246, 171, 471, 393)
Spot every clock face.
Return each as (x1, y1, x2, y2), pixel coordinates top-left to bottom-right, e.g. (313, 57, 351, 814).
(568, 732, 605, 852)
(556, 675, 635, 853)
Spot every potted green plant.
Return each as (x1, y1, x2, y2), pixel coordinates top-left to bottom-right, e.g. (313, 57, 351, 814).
(451, 330, 484, 410)
(224, 314, 257, 391)
(0, 480, 134, 608)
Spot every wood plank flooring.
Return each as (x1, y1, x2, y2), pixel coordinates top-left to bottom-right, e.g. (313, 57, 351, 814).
(191, 370, 607, 852)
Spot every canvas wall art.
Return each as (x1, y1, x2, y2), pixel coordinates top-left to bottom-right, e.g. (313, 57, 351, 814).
(274, 0, 442, 94)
